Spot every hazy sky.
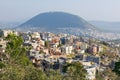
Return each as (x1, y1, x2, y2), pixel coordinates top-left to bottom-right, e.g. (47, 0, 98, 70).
(0, 0, 120, 22)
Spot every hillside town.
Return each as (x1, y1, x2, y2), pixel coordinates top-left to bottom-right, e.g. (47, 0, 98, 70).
(0, 29, 120, 80)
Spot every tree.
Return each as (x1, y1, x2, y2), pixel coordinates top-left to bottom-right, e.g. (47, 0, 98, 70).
(96, 68, 117, 80)
(113, 61, 120, 76)
(5, 33, 32, 66)
(5, 33, 24, 59)
(62, 62, 87, 80)
(46, 70, 63, 80)
(45, 41, 49, 48)
(58, 44, 63, 47)
(0, 62, 5, 69)
(0, 34, 34, 79)
(24, 66, 47, 80)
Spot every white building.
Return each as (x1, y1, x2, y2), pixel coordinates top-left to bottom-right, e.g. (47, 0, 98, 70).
(0, 38, 6, 49)
(32, 32, 40, 39)
(61, 46, 73, 54)
(97, 46, 103, 52)
(81, 61, 97, 80)
(3, 30, 13, 37)
(40, 40, 45, 46)
(32, 43, 37, 49)
(86, 66, 96, 80)
(29, 49, 39, 57)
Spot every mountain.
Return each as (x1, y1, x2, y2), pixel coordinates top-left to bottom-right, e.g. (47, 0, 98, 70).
(16, 12, 97, 32)
(15, 12, 120, 40)
(89, 21, 120, 33)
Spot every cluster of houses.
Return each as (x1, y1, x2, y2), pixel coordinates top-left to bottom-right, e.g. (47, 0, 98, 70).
(0, 29, 119, 80)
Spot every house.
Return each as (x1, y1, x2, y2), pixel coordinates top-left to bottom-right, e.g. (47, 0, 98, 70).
(0, 38, 6, 49)
(39, 40, 45, 46)
(40, 32, 52, 41)
(61, 45, 73, 54)
(29, 49, 39, 57)
(47, 36, 52, 41)
(87, 45, 98, 55)
(22, 33, 31, 41)
(85, 65, 97, 80)
(75, 54, 84, 60)
(43, 48, 49, 54)
(80, 43, 88, 50)
(31, 32, 40, 39)
(2, 30, 13, 37)
(85, 56, 100, 66)
(31, 42, 39, 49)
(80, 61, 98, 80)
(60, 36, 73, 45)
(92, 46, 97, 54)
(97, 45, 103, 53)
